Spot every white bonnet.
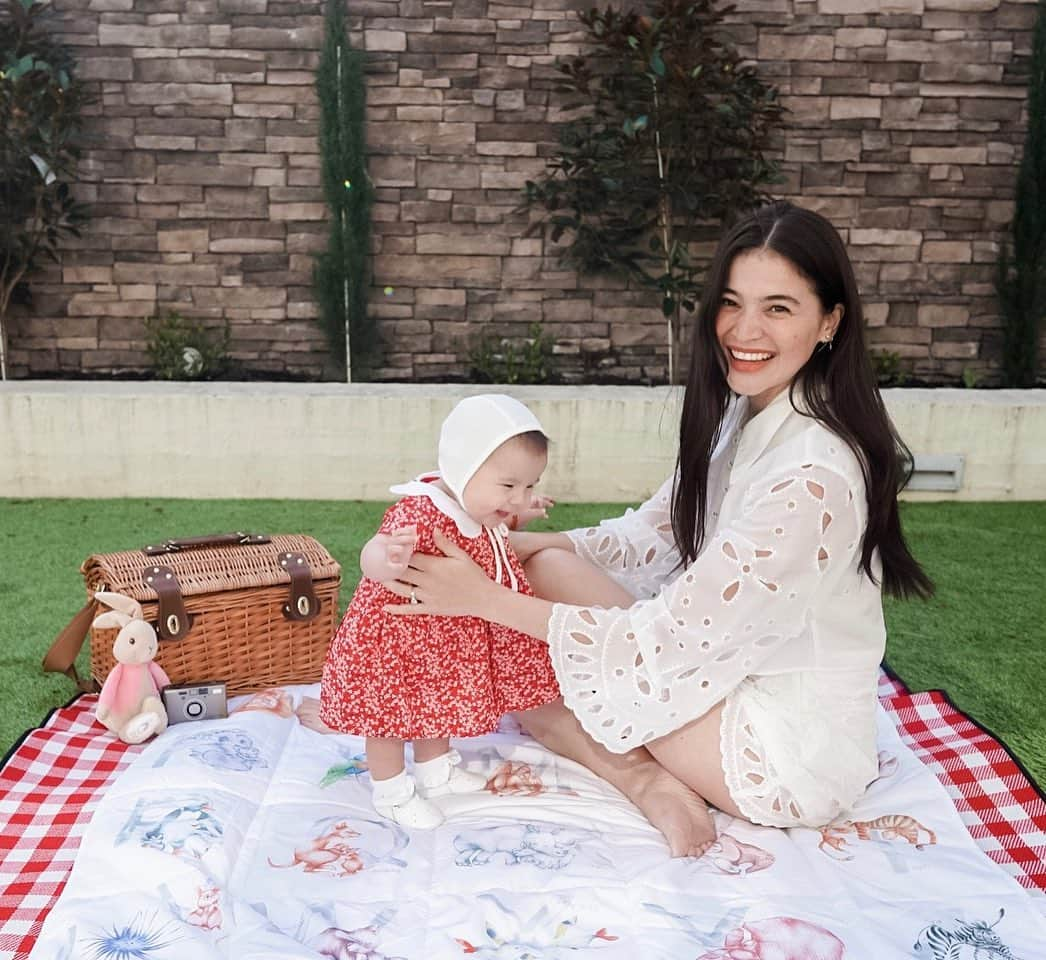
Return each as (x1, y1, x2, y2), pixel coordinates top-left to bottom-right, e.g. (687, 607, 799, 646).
(438, 394, 546, 506)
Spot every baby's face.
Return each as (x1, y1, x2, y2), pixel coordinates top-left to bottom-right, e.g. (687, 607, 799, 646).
(462, 436, 547, 529)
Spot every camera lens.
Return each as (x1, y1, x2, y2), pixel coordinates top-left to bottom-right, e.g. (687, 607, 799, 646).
(185, 699, 204, 718)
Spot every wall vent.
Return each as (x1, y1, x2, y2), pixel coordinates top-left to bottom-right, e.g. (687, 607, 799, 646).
(906, 454, 965, 492)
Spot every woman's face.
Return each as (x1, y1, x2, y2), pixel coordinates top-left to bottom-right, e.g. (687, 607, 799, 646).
(714, 248, 841, 414)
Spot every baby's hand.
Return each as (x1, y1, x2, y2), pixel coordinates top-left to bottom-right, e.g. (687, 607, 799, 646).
(384, 525, 418, 575)
(508, 495, 555, 531)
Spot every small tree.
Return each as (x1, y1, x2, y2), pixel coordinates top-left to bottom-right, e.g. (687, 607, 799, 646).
(522, 0, 782, 383)
(314, 0, 374, 382)
(996, 0, 1046, 388)
(0, 0, 89, 380)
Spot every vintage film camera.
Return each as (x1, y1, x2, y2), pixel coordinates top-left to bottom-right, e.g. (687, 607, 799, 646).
(161, 681, 228, 725)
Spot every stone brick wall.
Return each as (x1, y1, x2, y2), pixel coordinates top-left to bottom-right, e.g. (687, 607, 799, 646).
(7, 0, 1039, 384)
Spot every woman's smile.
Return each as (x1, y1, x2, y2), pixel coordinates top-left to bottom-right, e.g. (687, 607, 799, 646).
(725, 346, 776, 371)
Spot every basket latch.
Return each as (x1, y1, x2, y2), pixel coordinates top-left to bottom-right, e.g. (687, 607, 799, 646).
(144, 564, 194, 641)
(280, 552, 321, 622)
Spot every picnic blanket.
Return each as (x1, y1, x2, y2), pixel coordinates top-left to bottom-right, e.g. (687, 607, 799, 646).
(2, 674, 1044, 960)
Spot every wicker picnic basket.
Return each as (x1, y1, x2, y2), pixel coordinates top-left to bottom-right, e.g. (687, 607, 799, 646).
(44, 532, 341, 694)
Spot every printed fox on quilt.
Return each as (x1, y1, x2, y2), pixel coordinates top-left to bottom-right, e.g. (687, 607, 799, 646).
(2, 675, 1044, 960)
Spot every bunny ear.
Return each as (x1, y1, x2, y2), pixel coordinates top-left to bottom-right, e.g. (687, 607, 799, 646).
(94, 591, 145, 620)
(92, 610, 131, 629)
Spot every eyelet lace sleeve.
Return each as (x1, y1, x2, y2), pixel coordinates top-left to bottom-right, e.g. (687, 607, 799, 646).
(547, 464, 864, 754)
(564, 475, 681, 600)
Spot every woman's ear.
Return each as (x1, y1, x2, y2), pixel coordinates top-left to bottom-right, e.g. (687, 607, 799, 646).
(823, 304, 844, 342)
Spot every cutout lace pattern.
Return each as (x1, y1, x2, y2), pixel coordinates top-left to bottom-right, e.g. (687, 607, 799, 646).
(565, 475, 681, 601)
(721, 697, 806, 826)
(548, 464, 862, 757)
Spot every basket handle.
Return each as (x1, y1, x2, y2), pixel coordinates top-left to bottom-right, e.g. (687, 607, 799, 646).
(42, 598, 101, 693)
(143, 532, 271, 556)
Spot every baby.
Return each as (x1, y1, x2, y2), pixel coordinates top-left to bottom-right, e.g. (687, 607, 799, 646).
(317, 394, 561, 828)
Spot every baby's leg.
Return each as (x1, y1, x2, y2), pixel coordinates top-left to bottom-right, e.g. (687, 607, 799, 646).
(366, 737, 407, 780)
(412, 737, 451, 763)
(413, 736, 487, 797)
(369, 737, 443, 829)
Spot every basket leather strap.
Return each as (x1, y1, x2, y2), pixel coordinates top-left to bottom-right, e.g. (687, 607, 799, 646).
(42, 598, 101, 693)
(280, 552, 322, 621)
(144, 564, 194, 641)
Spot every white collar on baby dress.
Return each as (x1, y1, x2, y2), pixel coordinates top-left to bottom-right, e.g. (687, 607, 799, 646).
(388, 472, 520, 591)
(389, 472, 486, 538)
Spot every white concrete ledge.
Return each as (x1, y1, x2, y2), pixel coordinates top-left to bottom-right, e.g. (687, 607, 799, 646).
(1, 382, 1043, 502)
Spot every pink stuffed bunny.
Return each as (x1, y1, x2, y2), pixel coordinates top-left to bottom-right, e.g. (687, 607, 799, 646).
(93, 591, 171, 744)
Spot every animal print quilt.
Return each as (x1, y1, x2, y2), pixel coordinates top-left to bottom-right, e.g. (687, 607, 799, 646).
(24, 684, 1046, 960)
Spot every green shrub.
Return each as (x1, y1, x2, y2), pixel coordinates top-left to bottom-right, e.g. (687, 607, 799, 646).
(144, 312, 230, 381)
(0, 0, 90, 379)
(313, 0, 375, 381)
(995, 0, 1046, 387)
(520, 0, 783, 383)
(871, 349, 908, 388)
(469, 323, 557, 384)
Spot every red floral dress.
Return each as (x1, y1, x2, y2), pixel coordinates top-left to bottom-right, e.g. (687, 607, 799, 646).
(319, 492, 561, 740)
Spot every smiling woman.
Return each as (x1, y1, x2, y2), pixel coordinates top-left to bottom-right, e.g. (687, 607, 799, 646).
(382, 201, 936, 860)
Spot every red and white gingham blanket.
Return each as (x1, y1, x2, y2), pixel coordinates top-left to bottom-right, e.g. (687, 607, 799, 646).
(2, 675, 1044, 959)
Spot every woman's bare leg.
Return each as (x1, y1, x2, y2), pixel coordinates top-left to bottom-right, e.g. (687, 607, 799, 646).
(645, 703, 746, 821)
(296, 695, 336, 733)
(518, 548, 722, 857)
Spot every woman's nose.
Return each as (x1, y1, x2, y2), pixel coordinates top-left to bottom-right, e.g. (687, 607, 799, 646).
(732, 305, 764, 340)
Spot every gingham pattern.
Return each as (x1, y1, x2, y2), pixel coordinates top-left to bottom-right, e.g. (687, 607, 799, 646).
(877, 664, 908, 698)
(2, 680, 1044, 958)
(0, 696, 139, 960)
(880, 688, 1046, 902)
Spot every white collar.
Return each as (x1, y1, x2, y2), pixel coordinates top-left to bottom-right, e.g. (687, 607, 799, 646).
(388, 472, 492, 538)
(732, 387, 810, 474)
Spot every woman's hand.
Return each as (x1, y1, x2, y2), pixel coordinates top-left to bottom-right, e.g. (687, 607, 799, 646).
(384, 529, 497, 618)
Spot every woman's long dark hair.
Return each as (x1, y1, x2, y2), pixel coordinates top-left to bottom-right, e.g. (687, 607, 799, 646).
(672, 201, 934, 600)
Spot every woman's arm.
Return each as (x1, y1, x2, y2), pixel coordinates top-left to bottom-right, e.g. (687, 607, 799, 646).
(384, 530, 559, 640)
(563, 475, 682, 599)
(548, 463, 866, 754)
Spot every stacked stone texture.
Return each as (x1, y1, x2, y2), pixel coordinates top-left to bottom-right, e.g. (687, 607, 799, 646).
(8, 0, 1038, 384)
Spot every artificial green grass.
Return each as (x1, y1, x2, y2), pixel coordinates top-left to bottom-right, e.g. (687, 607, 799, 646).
(2, 498, 1043, 790)
(880, 501, 1046, 787)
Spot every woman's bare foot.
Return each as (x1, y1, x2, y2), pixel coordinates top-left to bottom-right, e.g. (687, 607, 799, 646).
(296, 696, 337, 734)
(630, 765, 718, 858)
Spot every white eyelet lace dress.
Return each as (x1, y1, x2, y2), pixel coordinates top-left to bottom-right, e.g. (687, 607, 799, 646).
(546, 390, 887, 828)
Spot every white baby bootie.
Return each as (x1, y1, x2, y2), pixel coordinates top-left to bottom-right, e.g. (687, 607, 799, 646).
(415, 749, 487, 798)
(371, 770, 444, 830)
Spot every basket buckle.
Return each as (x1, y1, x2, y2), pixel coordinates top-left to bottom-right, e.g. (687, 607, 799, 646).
(143, 564, 194, 641)
(280, 552, 321, 623)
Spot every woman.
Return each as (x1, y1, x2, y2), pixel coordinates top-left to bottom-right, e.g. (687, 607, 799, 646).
(385, 201, 934, 857)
